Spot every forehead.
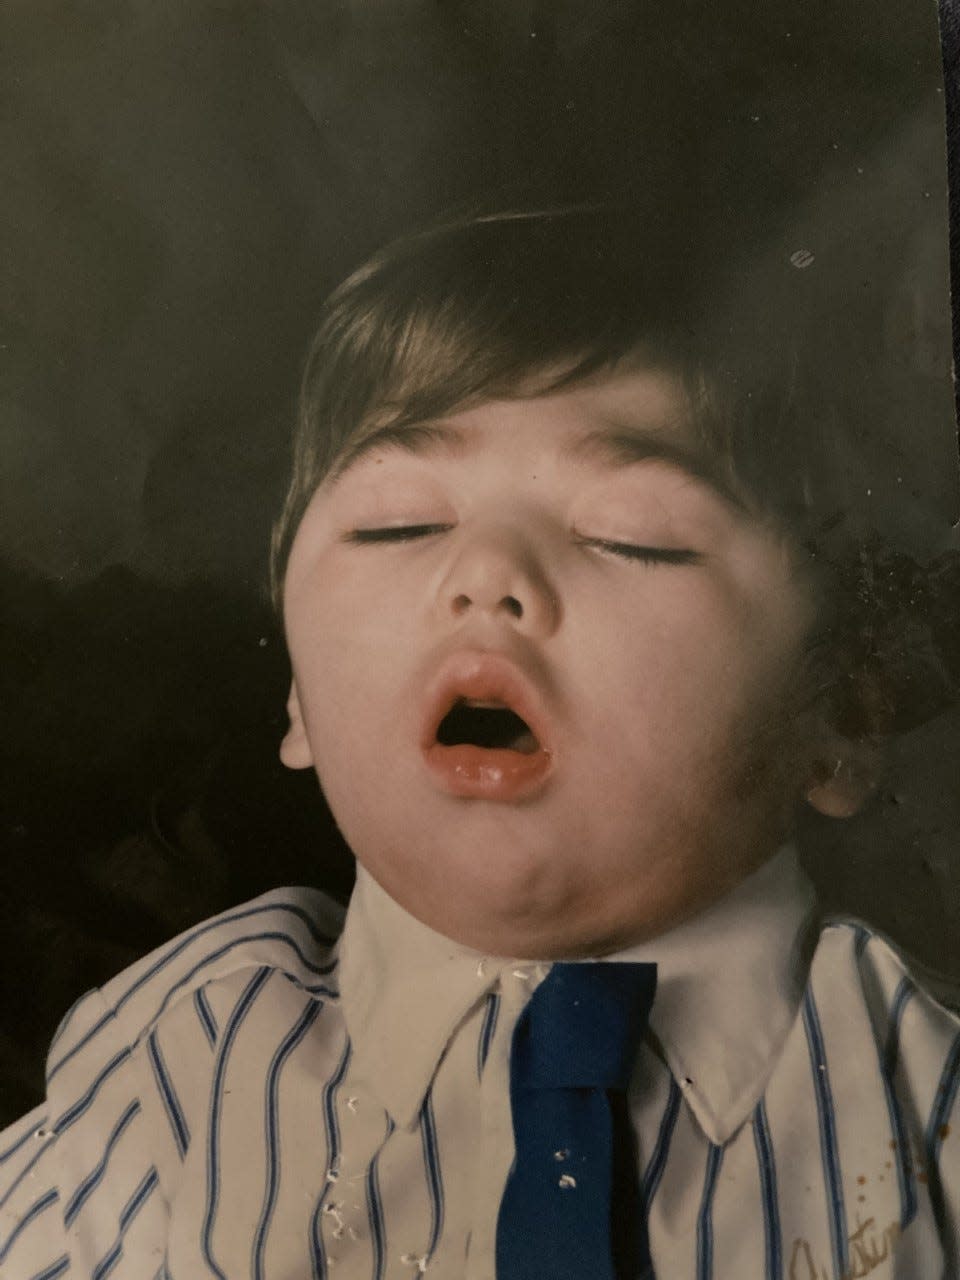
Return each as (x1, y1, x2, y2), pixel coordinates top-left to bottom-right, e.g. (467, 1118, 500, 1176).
(326, 368, 748, 513)
(459, 369, 689, 447)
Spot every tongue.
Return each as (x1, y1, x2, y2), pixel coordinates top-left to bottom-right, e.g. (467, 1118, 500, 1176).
(509, 728, 540, 755)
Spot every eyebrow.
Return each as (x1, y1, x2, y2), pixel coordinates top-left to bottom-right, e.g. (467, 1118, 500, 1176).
(328, 417, 748, 513)
(328, 422, 471, 482)
(562, 423, 750, 513)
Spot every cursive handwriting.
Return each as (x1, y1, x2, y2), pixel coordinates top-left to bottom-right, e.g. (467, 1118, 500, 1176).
(789, 1216, 901, 1280)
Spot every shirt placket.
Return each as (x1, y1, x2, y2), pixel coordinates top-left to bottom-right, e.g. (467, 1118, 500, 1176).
(466, 961, 549, 1280)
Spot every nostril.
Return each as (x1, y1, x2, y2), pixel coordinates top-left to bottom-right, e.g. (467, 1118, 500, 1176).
(451, 593, 523, 619)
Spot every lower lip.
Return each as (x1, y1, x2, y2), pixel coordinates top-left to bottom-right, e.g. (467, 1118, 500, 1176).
(422, 743, 554, 800)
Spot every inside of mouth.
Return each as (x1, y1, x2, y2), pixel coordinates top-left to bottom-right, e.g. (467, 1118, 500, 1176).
(436, 702, 540, 754)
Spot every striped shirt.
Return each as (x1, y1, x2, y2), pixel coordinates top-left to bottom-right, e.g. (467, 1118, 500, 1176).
(1, 847, 959, 1279)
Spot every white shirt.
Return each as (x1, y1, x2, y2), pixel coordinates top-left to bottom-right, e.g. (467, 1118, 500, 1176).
(1, 847, 959, 1279)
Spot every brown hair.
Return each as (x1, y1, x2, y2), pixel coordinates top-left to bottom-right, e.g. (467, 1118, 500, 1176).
(271, 207, 713, 595)
(271, 206, 958, 732)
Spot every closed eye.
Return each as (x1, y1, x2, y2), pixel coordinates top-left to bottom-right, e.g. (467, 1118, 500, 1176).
(577, 537, 703, 565)
(343, 523, 453, 544)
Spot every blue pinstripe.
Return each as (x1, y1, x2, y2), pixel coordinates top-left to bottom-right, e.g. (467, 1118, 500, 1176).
(0, 1113, 48, 1165)
(49, 989, 93, 1054)
(147, 1030, 190, 1159)
(0, 1186, 59, 1266)
(638, 1076, 682, 1271)
(310, 1033, 351, 1279)
(477, 992, 500, 1079)
(419, 1089, 445, 1259)
(48, 901, 338, 1085)
(300, 980, 342, 997)
(924, 1027, 960, 1245)
(56, 933, 335, 1092)
(695, 1143, 724, 1280)
(252, 999, 323, 1280)
(64, 1098, 141, 1227)
(201, 966, 274, 1280)
(91, 1167, 159, 1280)
(752, 1099, 782, 1279)
(0, 1135, 52, 1216)
(873, 974, 918, 1228)
(7, 904, 960, 1278)
(53, 1047, 133, 1136)
(194, 987, 218, 1047)
(365, 1117, 396, 1280)
(28, 1254, 70, 1280)
(1, 1048, 133, 1219)
(802, 989, 848, 1278)
(852, 935, 918, 1228)
(883, 976, 916, 1081)
(642, 1076, 682, 1205)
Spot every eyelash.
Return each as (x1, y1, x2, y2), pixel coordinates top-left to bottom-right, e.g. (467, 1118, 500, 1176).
(343, 523, 454, 544)
(575, 538, 702, 566)
(343, 525, 700, 566)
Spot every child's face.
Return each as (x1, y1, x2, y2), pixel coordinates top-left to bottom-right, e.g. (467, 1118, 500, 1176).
(281, 369, 826, 957)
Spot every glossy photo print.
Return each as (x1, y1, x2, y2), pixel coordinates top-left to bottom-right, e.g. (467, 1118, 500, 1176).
(1, 2, 959, 1277)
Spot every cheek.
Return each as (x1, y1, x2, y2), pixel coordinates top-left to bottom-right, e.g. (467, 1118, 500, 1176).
(287, 557, 399, 664)
(579, 576, 805, 767)
(286, 572, 419, 774)
(587, 572, 760, 685)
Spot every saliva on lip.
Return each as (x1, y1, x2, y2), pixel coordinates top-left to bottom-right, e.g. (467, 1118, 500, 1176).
(452, 757, 506, 782)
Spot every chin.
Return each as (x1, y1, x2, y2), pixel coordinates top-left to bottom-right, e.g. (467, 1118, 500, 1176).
(414, 857, 635, 958)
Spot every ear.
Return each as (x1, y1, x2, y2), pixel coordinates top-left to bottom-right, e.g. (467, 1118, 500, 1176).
(279, 680, 314, 770)
(803, 738, 882, 819)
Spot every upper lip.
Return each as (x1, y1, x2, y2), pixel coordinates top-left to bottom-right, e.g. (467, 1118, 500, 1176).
(419, 649, 555, 753)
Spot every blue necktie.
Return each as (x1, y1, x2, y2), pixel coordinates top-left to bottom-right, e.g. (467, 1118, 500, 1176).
(496, 961, 657, 1280)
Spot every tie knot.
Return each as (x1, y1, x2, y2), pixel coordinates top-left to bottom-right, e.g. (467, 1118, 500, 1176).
(514, 961, 657, 1091)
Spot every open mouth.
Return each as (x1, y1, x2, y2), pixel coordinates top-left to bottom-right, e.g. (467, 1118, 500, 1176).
(435, 700, 540, 755)
(420, 654, 555, 800)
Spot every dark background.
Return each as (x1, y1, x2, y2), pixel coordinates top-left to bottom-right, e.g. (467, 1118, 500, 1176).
(1, 0, 959, 1124)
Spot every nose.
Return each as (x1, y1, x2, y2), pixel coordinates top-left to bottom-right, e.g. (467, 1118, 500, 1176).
(434, 522, 561, 636)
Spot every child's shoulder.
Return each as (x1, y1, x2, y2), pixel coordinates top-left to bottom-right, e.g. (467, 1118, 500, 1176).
(814, 914, 960, 1012)
(45, 885, 346, 1094)
(0, 889, 347, 1275)
(807, 913, 960, 1079)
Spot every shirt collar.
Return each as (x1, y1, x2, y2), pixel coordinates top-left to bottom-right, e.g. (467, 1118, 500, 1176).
(338, 870, 507, 1130)
(337, 846, 817, 1142)
(614, 846, 817, 1142)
